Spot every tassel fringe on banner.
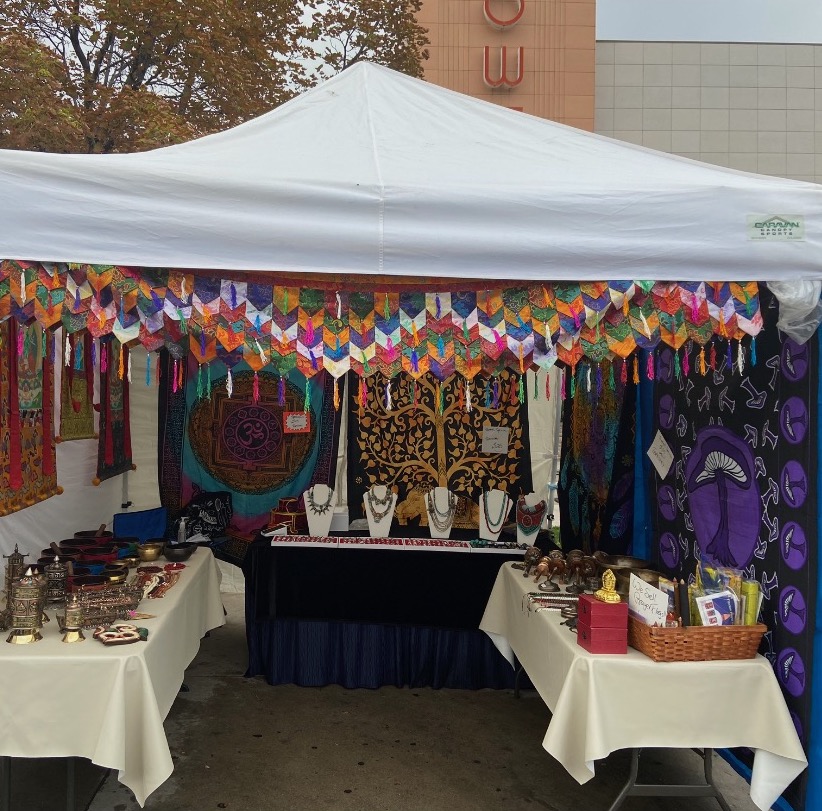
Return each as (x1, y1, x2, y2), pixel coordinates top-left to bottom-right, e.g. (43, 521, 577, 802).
(226, 367, 233, 398)
(253, 371, 260, 404)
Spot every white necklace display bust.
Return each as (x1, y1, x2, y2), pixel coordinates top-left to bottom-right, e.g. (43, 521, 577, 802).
(425, 486, 457, 539)
(364, 485, 397, 538)
(303, 484, 336, 537)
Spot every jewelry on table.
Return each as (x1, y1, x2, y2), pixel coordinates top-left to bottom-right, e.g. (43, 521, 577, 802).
(425, 489, 457, 532)
(481, 491, 510, 534)
(306, 484, 334, 515)
(365, 486, 394, 522)
(516, 497, 547, 537)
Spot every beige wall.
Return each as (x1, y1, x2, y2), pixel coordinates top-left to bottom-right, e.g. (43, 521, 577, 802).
(420, 0, 596, 130)
(595, 41, 822, 183)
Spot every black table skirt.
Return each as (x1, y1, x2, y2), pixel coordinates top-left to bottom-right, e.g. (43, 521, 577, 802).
(242, 540, 526, 689)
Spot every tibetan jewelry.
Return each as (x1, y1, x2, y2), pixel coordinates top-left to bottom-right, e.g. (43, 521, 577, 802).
(516, 497, 546, 536)
(365, 487, 394, 522)
(426, 489, 457, 532)
(481, 491, 510, 533)
(306, 485, 334, 515)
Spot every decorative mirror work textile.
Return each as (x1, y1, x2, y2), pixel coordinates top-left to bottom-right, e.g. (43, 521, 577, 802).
(651, 290, 816, 811)
(95, 336, 133, 483)
(58, 331, 95, 441)
(0, 319, 58, 516)
(158, 355, 341, 536)
(558, 359, 636, 555)
(346, 370, 533, 532)
(0, 261, 763, 379)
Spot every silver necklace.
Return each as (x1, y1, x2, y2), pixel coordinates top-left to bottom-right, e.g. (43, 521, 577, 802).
(426, 489, 456, 531)
(482, 491, 509, 533)
(366, 487, 394, 522)
(306, 485, 334, 515)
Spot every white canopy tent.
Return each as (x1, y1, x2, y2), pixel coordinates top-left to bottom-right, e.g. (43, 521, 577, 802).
(0, 62, 819, 562)
(0, 62, 820, 282)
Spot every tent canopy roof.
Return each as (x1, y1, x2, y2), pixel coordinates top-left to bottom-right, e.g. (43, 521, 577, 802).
(1, 62, 820, 281)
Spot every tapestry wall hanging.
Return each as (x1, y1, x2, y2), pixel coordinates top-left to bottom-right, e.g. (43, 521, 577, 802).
(95, 335, 133, 484)
(0, 319, 58, 516)
(158, 354, 341, 536)
(558, 358, 636, 556)
(651, 290, 816, 811)
(346, 369, 533, 534)
(58, 331, 95, 441)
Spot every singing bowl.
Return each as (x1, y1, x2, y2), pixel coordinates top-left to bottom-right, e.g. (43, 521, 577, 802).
(137, 544, 163, 562)
(592, 551, 651, 572)
(40, 549, 81, 563)
(67, 574, 108, 592)
(74, 529, 114, 542)
(113, 538, 140, 557)
(163, 543, 196, 562)
(104, 564, 129, 584)
(58, 539, 93, 552)
(120, 556, 140, 569)
(614, 568, 661, 595)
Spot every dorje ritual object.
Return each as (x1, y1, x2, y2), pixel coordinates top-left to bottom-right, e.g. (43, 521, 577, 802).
(516, 497, 546, 538)
(93, 623, 148, 645)
(306, 484, 334, 515)
(60, 592, 85, 643)
(425, 489, 457, 532)
(481, 491, 510, 534)
(6, 568, 45, 644)
(594, 568, 622, 604)
(365, 486, 394, 522)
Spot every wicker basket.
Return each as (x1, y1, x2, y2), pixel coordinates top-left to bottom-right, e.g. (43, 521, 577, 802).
(628, 616, 767, 662)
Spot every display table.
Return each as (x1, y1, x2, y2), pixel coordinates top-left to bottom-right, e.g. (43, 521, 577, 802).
(0, 548, 225, 808)
(480, 562, 808, 811)
(244, 535, 523, 688)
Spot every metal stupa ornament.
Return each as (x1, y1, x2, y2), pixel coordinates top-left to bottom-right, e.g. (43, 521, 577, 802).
(7, 568, 45, 644)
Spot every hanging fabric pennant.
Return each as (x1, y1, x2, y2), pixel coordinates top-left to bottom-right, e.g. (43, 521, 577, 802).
(678, 281, 715, 346)
(553, 283, 585, 340)
(477, 289, 506, 377)
(374, 291, 402, 379)
(61, 264, 94, 334)
(245, 282, 273, 344)
(348, 290, 375, 377)
(502, 287, 534, 375)
(399, 290, 428, 378)
(452, 290, 481, 379)
(602, 306, 637, 359)
(270, 285, 299, 374)
(0, 261, 12, 323)
(628, 286, 659, 351)
(8, 260, 37, 323)
(729, 281, 764, 337)
(58, 331, 95, 441)
(297, 288, 325, 378)
(529, 285, 559, 372)
(705, 282, 739, 341)
(652, 283, 689, 351)
(323, 289, 350, 381)
(426, 291, 455, 381)
(33, 263, 67, 329)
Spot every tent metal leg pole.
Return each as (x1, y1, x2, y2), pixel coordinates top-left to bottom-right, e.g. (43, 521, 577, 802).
(513, 665, 524, 699)
(0, 757, 10, 811)
(66, 757, 76, 811)
(608, 748, 733, 811)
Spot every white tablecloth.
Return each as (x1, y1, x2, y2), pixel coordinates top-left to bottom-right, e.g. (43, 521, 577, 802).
(480, 562, 808, 811)
(0, 547, 225, 806)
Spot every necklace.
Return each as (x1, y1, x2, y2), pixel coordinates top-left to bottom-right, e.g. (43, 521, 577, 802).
(366, 487, 394, 522)
(516, 497, 546, 535)
(426, 489, 457, 531)
(306, 485, 334, 515)
(482, 491, 510, 533)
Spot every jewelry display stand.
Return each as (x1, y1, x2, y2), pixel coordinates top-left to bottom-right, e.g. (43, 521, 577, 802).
(425, 487, 457, 539)
(479, 489, 511, 542)
(303, 484, 336, 537)
(516, 492, 547, 546)
(364, 485, 397, 538)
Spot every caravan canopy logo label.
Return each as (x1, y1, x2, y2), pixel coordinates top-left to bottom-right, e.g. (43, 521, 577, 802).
(748, 215, 805, 241)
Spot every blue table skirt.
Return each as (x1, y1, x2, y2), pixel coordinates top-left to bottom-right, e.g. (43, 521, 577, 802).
(245, 614, 518, 690)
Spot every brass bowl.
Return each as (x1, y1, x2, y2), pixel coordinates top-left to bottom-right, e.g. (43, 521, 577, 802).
(592, 551, 651, 572)
(137, 544, 163, 562)
(614, 567, 661, 596)
(120, 556, 140, 569)
(106, 569, 129, 584)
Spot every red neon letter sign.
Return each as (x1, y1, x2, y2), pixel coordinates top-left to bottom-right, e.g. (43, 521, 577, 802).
(483, 0, 526, 29)
(483, 46, 525, 88)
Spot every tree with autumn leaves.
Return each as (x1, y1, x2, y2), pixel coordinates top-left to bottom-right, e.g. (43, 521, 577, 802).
(0, 0, 428, 153)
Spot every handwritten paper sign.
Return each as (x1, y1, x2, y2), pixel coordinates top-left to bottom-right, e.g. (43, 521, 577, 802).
(283, 412, 311, 434)
(647, 430, 674, 480)
(628, 573, 669, 626)
(482, 426, 510, 454)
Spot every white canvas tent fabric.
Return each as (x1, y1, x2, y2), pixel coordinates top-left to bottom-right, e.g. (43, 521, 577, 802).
(0, 62, 821, 282)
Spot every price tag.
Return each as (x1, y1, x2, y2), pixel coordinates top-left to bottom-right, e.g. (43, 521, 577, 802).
(482, 426, 510, 454)
(647, 430, 674, 479)
(629, 573, 669, 626)
(283, 412, 311, 433)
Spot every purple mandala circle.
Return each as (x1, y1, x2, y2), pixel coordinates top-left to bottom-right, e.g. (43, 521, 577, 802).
(780, 397, 808, 445)
(781, 339, 810, 382)
(658, 485, 677, 521)
(685, 426, 760, 568)
(222, 405, 282, 463)
(659, 532, 679, 569)
(781, 461, 808, 509)
(777, 648, 806, 697)
(659, 394, 676, 430)
(778, 586, 807, 635)
(780, 522, 808, 570)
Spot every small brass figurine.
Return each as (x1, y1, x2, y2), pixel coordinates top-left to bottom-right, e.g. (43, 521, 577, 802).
(594, 568, 622, 604)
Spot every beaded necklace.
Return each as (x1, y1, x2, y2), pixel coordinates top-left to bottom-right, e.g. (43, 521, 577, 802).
(365, 487, 394, 522)
(426, 489, 457, 532)
(482, 491, 510, 533)
(516, 497, 546, 535)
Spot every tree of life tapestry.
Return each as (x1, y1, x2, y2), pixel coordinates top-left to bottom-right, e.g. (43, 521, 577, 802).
(347, 370, 533, 535)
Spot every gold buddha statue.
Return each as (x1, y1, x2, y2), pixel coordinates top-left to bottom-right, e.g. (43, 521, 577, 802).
(594, 568, 622, 603)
